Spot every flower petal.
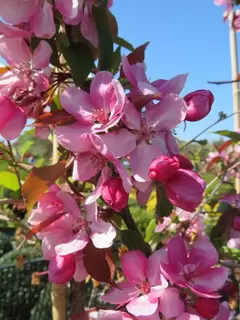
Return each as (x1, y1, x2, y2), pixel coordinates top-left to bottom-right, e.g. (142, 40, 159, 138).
(147, 250, 169, 287)
(145, 93, 187, 131)
(102, 281, 139, 305)
(32, 40, 53, 69)
(48, 254, 76, 284)
(167, 236, 188, 272)
(73, 254, 88, 282)
(60, 87, 94, 124)
(159, 288, 184, 320)
(55, 230, 89, 255)
(188, 240, 218, 274)
(32, 1, 56, 39)
(90, 220, 116, 249)
(127, 294, 158, 316)
(72, 152, 102, 181)
(121, 251, 147, 284)
(0, 36, 31, 65)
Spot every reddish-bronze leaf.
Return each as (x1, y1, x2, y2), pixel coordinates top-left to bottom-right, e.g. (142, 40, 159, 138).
(83, 240, 115, 284)
(35, 110, 76, 127)
(120, 41, 150, 78)
(26, 212, 65, 239)
(23, 161, 67, 212)
(219, 140, 233, 153)
(206, 156, 222, 171)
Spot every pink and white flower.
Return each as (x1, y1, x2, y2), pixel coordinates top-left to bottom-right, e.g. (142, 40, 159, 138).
(102, 250, 168, 317)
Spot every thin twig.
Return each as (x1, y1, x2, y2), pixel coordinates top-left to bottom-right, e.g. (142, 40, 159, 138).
(180, 111, 240, 150)
(7, 141, 22, 192)
(208, 79, 240, 85)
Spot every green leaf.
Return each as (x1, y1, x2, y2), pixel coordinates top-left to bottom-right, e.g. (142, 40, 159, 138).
(18, 141, 34, 157)
(0, 160, 9, 171)
(0, 172, 20, 191)
(217, 202, 234, 213)
(111, 46, 121, 74)
(213, 130, 240, 142)
(144, 219, 156, 242)
(93, 6, 113, 71)
(156, 185, 173, 217)
(121, 230, 149, 254)
(115, 36, 134, 51)
(60, 41, 94, 86)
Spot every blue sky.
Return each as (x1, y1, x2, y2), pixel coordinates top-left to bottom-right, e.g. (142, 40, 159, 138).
(112, 0, 238, 141)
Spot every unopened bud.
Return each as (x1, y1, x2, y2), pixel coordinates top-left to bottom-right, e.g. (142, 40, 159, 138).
(195, 297, 219, 319)
(102, 177, 129, 212)
(184, 90, 214, 122)
(149, 155, 179, 182)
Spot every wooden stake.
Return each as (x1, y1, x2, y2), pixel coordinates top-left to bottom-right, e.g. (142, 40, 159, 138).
(229, 11, 240, 193)
(51, 283, 67, 320)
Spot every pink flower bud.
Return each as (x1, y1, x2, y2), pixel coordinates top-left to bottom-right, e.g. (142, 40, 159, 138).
(232, 216, 240, 231)
(48, 254, 76, 284)
(102, 177, 129, 212)
(149, 155, 180, 182)
(184, 90, 214, 122)
(195, 297, 219, 319)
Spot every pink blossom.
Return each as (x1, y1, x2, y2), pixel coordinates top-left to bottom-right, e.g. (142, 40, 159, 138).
(101, 177, 129, 212)
(185, 214, 209, 242)
(59, 72, 125, 132)
(184, 90, 214, 122)
(48, 252, 88, 284)
(123, 96, 186, 182)
(176, 208, 194, 222)
(0, 96, 26, 140)
(28, 187, 116, 255)
(158, 236, 228, 298)
(102, 250, 168, 317)
(0, 0, 55, 39)
(226, 217, 240, 249)
(0, 36, 52, 107)
(122, 54, 188, 106)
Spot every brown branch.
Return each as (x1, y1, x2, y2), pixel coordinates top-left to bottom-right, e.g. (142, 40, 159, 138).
(70, 280, 88, 320)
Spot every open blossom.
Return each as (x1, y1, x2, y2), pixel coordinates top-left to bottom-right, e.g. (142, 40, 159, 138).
(89, 310, 133, 320)
(58, 71, 125, 132)
(123, 96, 186, 182)
(103, 250, 168, 317)
(0, 36, 52, 115)
(0, 96, 26, 140)
(28, 186, 116, 256)
(0, 0, 55, 39)
(122, 54, 187, 107)
(158, 236, 228, 298)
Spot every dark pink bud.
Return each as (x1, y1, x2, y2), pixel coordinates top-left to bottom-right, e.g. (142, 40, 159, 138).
(232, 216, 240, 231)
(184, 90, 214, 122)
(174, 154, 193, 170)
(102, 177, 129, 212)
(165, 169, 206, 212)
(195, 297, 219, 319)
(48, 254, 76, 284)
(149, 155, 180, 182)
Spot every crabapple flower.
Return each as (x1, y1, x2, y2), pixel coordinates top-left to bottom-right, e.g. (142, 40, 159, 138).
(28, 187, 116, 255)
(122, 54, 187, 106)
(158, 287, 184, 319)
(184, 90, 214, 122)
(158, 236, 228, 298)
(123, 96, 186, 182)
(0, 96, 26, 140)
(0, 0, 55, 39)
(59, 71, 125, 132)
(102, 250, 168, 317)
(89, 310, 133, 320)
(0, 37, 52, 109)
(101, 177, 129, 212)
(226, 216, 240, 249)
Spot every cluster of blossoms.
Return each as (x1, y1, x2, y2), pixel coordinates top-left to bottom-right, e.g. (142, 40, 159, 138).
(0, 1, 232, 319)
(214, 0, 240, 31)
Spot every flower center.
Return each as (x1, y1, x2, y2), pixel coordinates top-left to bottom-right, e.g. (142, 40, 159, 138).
(138, 281, 150, 295)
(183, 264, 197, 281)
(72, 219, 89, 234)
(93, 108, 108, 124)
